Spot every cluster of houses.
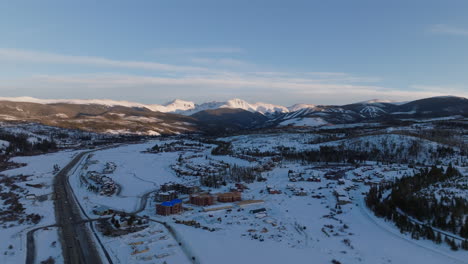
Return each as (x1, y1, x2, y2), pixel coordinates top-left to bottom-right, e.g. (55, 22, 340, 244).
(171, 158, 229, 177)
(372, 171, 385, 178)
(160, 182, 200, 195)
(231, 183, 249, 192)
(80, 171, 117, 196)
(333, 187, 352, 205)
(148, 140, 206, 153)
(333, 180, 356, 205)
(155, 182, 244, 215)
(232, 154, 281, 173)
(286, 184, 308, 196)
(103, 162, 117, 174)
(360, 166, 375, 172)
(266, 185, 282, 194)
(253, 157, 280, 173)
(288, 170, 321, 182)
(351, 169, 396, 186)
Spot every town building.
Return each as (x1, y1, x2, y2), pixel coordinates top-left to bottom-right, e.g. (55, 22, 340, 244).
(156, 199, 183, 216)
(155, 190, 178, 202)
(190, 193, 214, 206)
(217, 192, 242, 203)
(160, 182, 200, 195)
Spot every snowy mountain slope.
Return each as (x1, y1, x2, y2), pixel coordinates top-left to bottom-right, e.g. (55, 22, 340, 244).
(358, 105, 388, 118)
(0, 97, 289, 116)
(0, 96, 466, 119)
(357, 99, 400, 105)
(0, 96, 466, 132)
(287, 103, 316, 112)
(279, 117, 328, 127)
(273, 96, 467, 126)
(0, 100, 200, 135)
(150, 99, 196, 113)
(181, 98, 289, 115)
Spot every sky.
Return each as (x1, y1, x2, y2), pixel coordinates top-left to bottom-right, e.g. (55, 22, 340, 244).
(0, 0, 467, 106)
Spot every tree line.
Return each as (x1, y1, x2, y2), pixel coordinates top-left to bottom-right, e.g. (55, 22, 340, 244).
(0, 132, 57, 156)
(366, 165, 468, 250)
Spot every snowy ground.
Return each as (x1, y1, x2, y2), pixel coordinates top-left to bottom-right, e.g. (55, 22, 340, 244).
(5, 132, 463, 264)
(0, 150, 80, 264)
(34, 226, 63, 264)
(74, 137, 467, 264)
(69, 141, 187, 215)
(99, 221, 190, 264)
(142, 162, 468, 264)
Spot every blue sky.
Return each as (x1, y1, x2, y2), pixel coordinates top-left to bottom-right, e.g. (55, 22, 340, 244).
(0, 0, 467, 105)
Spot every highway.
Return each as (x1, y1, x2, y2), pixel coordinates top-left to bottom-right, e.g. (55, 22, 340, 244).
(53, 151, 104, 264)
(26, 143, 193, 264)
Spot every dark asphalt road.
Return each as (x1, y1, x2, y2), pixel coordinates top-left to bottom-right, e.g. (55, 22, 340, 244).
(53, 151, 104, 264)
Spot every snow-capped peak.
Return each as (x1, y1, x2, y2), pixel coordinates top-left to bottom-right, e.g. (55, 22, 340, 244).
(217, 98, 289, 115)
(288, 103, 316, 112)
(223, 98, 252, 110)
(357, 99, 396, 105)
(0, 96, 152, 108)
(161, 99, 196, 113)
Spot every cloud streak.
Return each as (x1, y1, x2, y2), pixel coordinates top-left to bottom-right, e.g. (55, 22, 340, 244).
(152, 47, 244, 54)
(1, 48, 465, 104)
(0, 48, 212, 73)
(430, 24, 468, 36)
(2, 73, 465, 105)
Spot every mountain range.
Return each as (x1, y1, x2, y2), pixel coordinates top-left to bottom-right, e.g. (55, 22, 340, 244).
(0, 96, 466, 135)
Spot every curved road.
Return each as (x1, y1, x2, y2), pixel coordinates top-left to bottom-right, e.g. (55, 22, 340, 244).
(27, 144, 196, 264)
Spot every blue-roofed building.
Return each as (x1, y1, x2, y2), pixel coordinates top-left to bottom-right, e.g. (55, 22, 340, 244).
(156, 198, 183, 216)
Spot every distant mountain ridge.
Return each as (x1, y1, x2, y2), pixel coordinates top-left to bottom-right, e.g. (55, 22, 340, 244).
(0, 97, 290, 115)
(0, 96, 466, 134)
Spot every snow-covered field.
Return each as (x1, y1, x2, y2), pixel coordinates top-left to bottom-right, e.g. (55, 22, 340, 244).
(99, 221, 190, 264)
(69, 142, 186, 215)
(279, 117, 328, 127)
(70, 135, 467, 264)
(34, 226, 63, 264)
(140, 162, 467, 264)
(2, 128, 466, 264)
(0, 150, 79, 264)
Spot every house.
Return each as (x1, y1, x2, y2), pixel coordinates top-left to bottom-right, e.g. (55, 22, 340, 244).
(156, 190, 178, 202)
(190, 193, 214, 206)
(250, 208, 267, 214)
(268, 189, 282, 194)
(25, 194, 36, 200)
(235, 183, 249, 192)
(156, 199, 183, 216)
(333, 188, 352, 205)
(92, 205, 114, 216)
(217, 192, 242, 203)
(307, 176, 321, 182)
(180, 185, 200, 195)
(294, 190, 308, 196)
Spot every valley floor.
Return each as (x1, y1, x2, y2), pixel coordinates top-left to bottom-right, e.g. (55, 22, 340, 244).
(1, 131, 467, 264)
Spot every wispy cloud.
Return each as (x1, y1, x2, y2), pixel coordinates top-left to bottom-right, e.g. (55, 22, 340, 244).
(151, 47, 244, 54)
(2, 48, 462, 104)
(0, 48, 212, 73)
(429, 24, 468, 36)
(189, 57, 254, 68)
(2, 73, 465, 105)
(410, 84, 467, 95)
(0, 48, 377, 84)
